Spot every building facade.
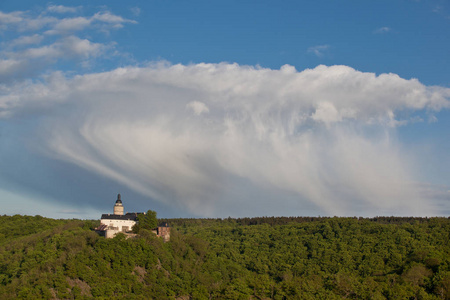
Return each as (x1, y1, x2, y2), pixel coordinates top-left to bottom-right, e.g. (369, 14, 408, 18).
(154, 222, 171, 242)
(95, 194, 170, 241)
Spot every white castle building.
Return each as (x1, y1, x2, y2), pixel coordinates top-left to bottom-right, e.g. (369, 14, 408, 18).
(95, 194, 170, 241)
(95, 194, 140, 238)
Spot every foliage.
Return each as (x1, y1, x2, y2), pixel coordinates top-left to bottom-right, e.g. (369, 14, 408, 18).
(133, 210, 158, 233)
(0, 215, 449, 299)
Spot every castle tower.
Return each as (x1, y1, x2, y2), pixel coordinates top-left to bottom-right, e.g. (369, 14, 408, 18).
(113, 193, 124, 215)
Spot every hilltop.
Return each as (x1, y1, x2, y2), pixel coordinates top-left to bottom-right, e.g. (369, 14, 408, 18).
(0, 215, 449, 299)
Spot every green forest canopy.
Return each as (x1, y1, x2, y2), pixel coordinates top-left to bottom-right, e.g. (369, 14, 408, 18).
(0, 215, 449, 299)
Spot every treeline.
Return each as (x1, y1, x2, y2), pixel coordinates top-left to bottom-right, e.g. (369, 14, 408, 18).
(0, 215, 72, 242)
(0, 215, 449, 299)
(162, 216, 450, 227)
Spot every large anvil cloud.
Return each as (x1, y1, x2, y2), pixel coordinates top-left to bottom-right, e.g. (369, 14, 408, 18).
(2, 63, 448, 217)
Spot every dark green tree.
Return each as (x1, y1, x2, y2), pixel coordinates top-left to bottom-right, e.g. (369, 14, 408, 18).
(133, 210, 158, 233)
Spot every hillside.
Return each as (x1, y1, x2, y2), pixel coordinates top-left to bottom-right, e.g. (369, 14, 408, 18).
(0, 215, 449, 299)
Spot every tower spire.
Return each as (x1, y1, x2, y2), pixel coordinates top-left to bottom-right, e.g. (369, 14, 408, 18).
(114, 193, 124, 215)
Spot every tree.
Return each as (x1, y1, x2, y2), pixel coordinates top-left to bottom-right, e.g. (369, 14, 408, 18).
(133, 210, 158, 233)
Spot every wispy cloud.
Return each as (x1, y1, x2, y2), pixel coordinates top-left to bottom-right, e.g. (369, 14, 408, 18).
(46, 5, 80, 14)
(1, 63, 448, 217)
(45, 11, 136, 35)
(186, 101, 210, 115)
(3, 34, 43, 48)
(130, 7, 141, 17)
(0, 5, 135, 81)
(1, 4, 449, 218)
(19, 36, 105, 59)
(432, 5, 450, 19)
(428, 115, 438, 123)
(0, 11, 24, 27)
(307, 45, 330, 57)
(51, 17, 92, 33)
(0, 5, 135, 35)
(0, 11, 57, 32)
(373, 26, 391, 34)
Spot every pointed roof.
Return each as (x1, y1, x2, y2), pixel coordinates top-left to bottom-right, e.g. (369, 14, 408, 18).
(115, 193, 122, 204)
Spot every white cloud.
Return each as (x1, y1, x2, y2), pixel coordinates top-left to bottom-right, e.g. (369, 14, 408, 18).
(52, 17, 91, 32)
(0, 57, 56, 84)
(0, 11, 23, 26)
(307, 45, 330, 57)
(46, 5, 79, 14)
(0, 7, 134, 81)
(187, 101, 210, 115)
(10, 36, 104, 62)
(0, 59, 26, 86)
(92, 11, 137, 27)
(374, 26, 391, 34)
(0, 7, 135, 35)
(311, 102, 343, 125)
(2, 63, 448, 217)
(428, 115, 438, 123)
(21, 44, 61, 59)
(0, 58, 21, 73)
(62, 36, 104, 58)
(0, 5, 138, 37)
(130, 7, 141, 17)
(46, 12, 136, 34)
(0, 37, 105, 84)
(5, 34, 43, 48)
(19, 16, 58, 32)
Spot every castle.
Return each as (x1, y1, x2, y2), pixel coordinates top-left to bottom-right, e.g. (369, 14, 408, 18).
(95, 194, 170, 241)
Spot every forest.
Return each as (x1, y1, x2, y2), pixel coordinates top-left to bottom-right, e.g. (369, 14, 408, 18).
(0, 214, 449, 299)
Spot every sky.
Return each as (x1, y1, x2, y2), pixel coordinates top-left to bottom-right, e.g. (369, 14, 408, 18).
(0, 1, 449, 219)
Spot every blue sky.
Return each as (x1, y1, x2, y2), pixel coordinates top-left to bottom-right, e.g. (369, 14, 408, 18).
(0, 1, 449, 219)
